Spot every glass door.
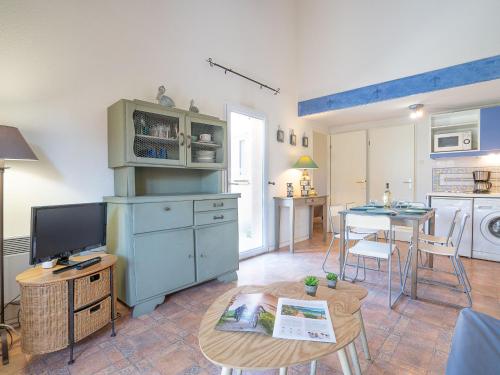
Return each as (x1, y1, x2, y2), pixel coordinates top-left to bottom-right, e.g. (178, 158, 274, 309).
(228, 109, 266, 258)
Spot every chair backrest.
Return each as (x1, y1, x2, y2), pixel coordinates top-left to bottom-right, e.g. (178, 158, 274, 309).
(446, 209, 461, 246)
(328, 204, 345, 233)
(452, 214, 469, 256)
(346, 213, 391, 231)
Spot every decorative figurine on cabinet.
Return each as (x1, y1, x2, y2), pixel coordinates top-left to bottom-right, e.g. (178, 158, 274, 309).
(156, 85, 175, 108)
(189, 99, 200, 113)
(277, 126, 285, 143)
(286, 182, 294, 197)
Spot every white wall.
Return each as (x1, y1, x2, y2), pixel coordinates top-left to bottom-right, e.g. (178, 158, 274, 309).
(0, 0, 325, 247)
(297, 0, 500, 100)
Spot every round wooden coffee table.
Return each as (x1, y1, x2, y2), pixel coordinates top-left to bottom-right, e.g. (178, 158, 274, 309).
(198, 283, 361, 375)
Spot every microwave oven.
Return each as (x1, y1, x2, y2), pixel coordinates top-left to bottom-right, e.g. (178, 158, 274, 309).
(434, 131, 472, 152)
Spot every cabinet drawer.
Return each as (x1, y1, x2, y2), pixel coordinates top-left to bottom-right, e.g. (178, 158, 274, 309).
(74, 268, 110, 310)
(194, 199, 237, 212)
(74, 297, 111, 342)
(195, 209, 237, 226)
(133, 201, 193, 234)
(305, 197, 326, 205)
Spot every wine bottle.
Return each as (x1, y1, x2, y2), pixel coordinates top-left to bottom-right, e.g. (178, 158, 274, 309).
(383, 182, 392, 207)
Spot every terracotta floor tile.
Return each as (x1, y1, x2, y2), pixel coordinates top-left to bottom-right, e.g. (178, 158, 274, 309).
(6, 228, 500, 374)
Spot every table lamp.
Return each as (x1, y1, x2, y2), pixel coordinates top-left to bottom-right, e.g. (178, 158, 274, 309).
(292, 155, 318, 197)
(0, 125, 37, 365)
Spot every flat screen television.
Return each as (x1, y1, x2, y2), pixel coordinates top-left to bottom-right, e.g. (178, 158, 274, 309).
(30, 202, 107, 265)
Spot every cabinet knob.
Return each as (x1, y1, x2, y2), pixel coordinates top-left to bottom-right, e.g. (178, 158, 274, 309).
(164, 207, 171, 211)
(213, 215, 224, 220)
(213, 202, 224, 207)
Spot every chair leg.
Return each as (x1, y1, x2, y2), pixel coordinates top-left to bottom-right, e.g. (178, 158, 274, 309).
(234, 370, 242, 375)
(402, 247, 412, 293)
(354, 310, 371, 360)
(341, 249, 349, 280)
(457, 256, 472, 292)
(452, 256, 472, 307)
(337, 348, 353, 375)
(279, 368, 288, 375)
(322, 234, 336, 273)
(396, 247, 403, 287)
(348, 342, 362, 375)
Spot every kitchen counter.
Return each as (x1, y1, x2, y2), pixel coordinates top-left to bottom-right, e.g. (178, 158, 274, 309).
(427, 192, 500, 198)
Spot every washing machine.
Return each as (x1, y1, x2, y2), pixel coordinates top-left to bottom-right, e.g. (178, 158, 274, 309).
(473, 198, 500, 262)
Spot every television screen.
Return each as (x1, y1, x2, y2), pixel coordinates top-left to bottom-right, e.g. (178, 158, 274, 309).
(30, 203, 107, 264)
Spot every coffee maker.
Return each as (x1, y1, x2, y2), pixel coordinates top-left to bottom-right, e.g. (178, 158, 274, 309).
(473, 170, 492, 193)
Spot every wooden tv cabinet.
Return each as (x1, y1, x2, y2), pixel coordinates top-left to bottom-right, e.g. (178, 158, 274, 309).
(16, 254, 117, 364)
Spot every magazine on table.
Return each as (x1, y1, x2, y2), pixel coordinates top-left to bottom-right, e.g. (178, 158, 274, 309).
(215, 293, 336, 343)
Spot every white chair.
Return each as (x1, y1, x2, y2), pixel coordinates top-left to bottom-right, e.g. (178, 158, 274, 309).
(402, 214, 472, 307)
(322, 205, 378, 274)
(341, 214, 403, 308)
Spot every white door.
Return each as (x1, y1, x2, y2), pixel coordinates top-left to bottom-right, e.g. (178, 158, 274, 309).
(228, 109, 266, 258)
(331, 130, 367, 206)
(368, 124, 415, 203)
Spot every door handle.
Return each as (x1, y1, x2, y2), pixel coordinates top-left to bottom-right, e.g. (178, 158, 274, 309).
(179, 133, 185, 146)
(268, 181, 276, 185)
(355, 180, 366, 184)
(402, 179, 412, 184)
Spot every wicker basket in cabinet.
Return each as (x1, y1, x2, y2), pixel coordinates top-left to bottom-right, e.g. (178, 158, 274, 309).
(16, 254, 117, 364)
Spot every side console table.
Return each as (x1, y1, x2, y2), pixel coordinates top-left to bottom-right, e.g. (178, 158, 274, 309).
(16, 254, 117, 364)
(274, 195, 328, 252)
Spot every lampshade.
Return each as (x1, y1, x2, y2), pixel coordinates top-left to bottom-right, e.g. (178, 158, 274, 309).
(0, 125, 37, 160)
(292, 155, 318, 169)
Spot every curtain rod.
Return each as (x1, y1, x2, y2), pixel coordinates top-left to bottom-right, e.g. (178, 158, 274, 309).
(206, 58, 280, 95)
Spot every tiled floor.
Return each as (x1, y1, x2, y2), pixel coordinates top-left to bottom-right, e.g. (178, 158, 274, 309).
(5, 229, 500, 374)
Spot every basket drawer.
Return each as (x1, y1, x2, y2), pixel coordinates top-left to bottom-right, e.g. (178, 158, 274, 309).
(195, 209, 237, 226)
(194, 199, 237, 212)
(74, 268, 110, 310)
(74, 297, 111, 342)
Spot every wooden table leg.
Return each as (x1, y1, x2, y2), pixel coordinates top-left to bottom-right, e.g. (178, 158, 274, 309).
(220, 367, 232, 375)
(322, 203, 328, 242)
(337, 347, 353, 375)
(310, 359, 318, 375)
(289, 203, 295, 253)
(348, 342, 362, 375)
(354, 309, 371, 360)
(279, 367, 288, 375)
(275, 200, 280, 250)
(410, 220, 419, 299)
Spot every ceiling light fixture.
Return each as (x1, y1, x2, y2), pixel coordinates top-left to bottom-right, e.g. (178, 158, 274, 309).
(409, 104, 424, 119)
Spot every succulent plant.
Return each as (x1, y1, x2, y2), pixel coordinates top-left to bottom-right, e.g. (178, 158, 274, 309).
(326, 272, 338, 281)
(304, 276, 319, 287)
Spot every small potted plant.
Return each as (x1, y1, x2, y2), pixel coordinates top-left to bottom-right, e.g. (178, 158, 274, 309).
(304, 276, 319, 296)
(326, 272, 338, 289)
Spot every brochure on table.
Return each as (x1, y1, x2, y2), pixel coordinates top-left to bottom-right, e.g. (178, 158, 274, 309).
(215, 293, 336, 343)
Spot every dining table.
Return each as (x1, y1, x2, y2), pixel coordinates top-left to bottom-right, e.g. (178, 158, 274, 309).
(338, 205, 436, 300)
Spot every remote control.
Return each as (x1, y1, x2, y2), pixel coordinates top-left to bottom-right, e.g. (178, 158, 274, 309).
(75, 256, 102, 270)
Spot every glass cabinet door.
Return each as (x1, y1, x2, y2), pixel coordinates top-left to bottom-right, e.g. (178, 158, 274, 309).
(186, 116, 227, 169)
(127, 104, 186, 166)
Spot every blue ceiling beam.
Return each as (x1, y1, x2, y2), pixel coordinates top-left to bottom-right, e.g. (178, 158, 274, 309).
(298, 54, 500, 117)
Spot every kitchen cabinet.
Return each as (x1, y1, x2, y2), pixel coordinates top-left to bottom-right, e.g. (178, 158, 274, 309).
(428, 197, 473, 257)
(105, 194, 239, 317)
(108, 99, 227, 169)
(480, 106, 500, 152)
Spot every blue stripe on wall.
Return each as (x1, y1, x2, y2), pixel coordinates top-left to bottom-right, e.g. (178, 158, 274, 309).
(298, 55, 500, 116)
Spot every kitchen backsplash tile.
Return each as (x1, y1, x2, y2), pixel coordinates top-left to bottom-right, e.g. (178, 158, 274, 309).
(433, 166, 500, 192)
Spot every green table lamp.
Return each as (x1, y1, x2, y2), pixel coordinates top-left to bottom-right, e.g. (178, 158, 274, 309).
(292, 155, 318, 197)
(0, 125, 37, 365)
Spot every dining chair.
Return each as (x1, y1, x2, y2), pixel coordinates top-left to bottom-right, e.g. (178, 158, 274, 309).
(322, 205, 378, 274)
(402, 214, 472, 307)
(341, 214, 403, 308)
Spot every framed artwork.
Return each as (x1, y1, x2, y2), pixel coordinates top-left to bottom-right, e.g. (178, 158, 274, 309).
(290, 129, 297, 146)
(302, 135, 309, 147)
(277, 127, 284, 143)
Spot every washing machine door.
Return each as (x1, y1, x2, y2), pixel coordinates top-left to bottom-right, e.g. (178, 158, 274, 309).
(480, 212, 500, 245)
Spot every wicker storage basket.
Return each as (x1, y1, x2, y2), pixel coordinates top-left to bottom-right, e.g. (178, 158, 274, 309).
(20, 282, 68, 354)
(74, 297, 111, 342)
(74, 268, 110, 310)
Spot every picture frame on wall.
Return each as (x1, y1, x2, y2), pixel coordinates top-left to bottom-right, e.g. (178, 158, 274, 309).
(290, 129, 297, 146)
(277, 127, 284, 143)
(302, 135, 309, 147)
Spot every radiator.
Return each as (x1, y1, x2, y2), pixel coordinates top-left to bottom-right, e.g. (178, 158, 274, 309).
(4, 236, 31, 303)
